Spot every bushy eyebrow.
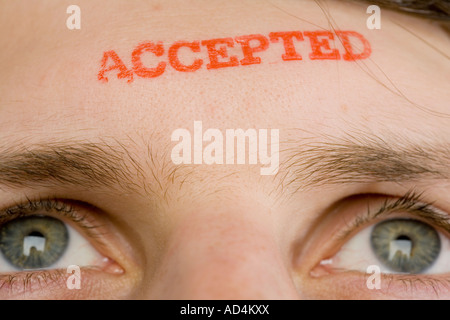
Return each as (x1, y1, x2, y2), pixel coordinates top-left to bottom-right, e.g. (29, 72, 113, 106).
(0, 134, 448, 199)
(279, 134, 450, 192)
(0, 141, 149, 193)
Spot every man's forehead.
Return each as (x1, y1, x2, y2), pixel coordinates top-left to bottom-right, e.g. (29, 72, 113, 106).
(0, 0, 448, 136)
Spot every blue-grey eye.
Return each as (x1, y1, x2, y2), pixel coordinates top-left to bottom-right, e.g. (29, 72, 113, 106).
(0, 216, 69, 270)
(370, 219, 441, 273)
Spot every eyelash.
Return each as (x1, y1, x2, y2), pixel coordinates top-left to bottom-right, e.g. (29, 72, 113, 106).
(0, 197, 104, 237)
(338, 190, 450, 241)
(0, 198, 106, 294)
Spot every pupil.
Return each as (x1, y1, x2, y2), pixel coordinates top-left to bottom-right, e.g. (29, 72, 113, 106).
(28, 231, 44, 238)
(396, 235, 410, 241)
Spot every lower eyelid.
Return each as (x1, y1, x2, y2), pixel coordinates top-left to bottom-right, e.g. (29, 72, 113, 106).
(0, 269, 75, 299)
(0, 267, 125, 299)
(307, 270, 450, 299)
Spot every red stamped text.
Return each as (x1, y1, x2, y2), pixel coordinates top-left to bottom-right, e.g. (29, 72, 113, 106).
(98, 30, 371, 83)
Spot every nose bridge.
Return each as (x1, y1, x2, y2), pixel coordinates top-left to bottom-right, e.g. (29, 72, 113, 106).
(147, 208, 299, 299)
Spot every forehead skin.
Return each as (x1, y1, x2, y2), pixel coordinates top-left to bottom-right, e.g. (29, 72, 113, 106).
(0, 0, 448, 137)
(0, 0, 448, 196)
(0, 0, 449, 299)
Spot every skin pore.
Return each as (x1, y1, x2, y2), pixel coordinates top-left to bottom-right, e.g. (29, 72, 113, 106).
(0, 0, 449, 299)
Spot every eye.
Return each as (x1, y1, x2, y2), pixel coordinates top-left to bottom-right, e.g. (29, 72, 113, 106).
(329, 218, 450, 274)
(0, 198, 126, 298)
(305, 191, 450, 298)
(0, 215, 102, 272)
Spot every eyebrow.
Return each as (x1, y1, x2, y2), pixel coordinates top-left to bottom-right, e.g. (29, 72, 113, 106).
(279, 134, 450, 192)
(0, 141, 157, 195)
(0, 135, 448, 198)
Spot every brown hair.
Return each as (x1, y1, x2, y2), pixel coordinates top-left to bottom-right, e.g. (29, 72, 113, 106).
(358, 0, 449, 21)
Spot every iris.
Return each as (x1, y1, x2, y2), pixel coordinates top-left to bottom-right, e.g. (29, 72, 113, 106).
(0, 216, 69, 270)
(371, 219, 440, 273)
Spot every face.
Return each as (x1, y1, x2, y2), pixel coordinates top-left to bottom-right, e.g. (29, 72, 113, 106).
(0, 0, 449, 299)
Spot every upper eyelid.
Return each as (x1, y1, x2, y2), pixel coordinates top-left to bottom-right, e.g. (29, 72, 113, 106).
(2, 198, 73, 214)
(0, 198, 77, 221)
(371, 192, 450, 233)
(0, 198, 105, 241)
(336, 191, 450, 241)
